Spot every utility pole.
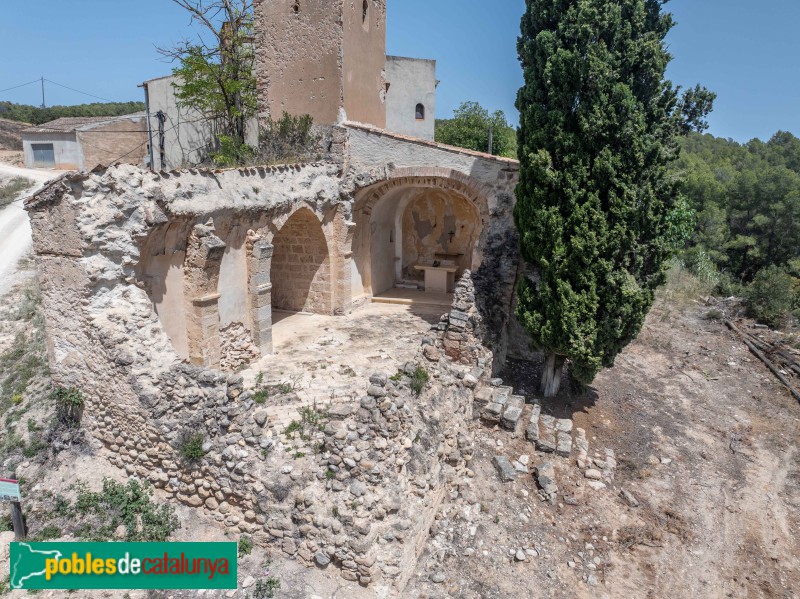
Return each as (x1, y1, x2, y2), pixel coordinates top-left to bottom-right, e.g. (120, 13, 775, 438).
(40, 77, 46, 109)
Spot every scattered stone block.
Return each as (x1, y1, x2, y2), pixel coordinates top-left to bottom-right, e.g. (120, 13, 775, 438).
(526, 404, 541, 443)
(474, 387, 493, 412)
(327, 404, 354, 420)
(536, 415, 557, 453)
(556, 431, 572, 458)
(481, 402, 504, 424)
(370, 373, 388, 387)
(367, 385, 387, 398)
(621, 488, 640, 507)
(575, 428, 589, 469)
(535, 462, 557, 501)
(556, 418, 573, 434)
(584, 469, 602, 480)
(501, 406, 523, 432)
(493, 455, 518, 482)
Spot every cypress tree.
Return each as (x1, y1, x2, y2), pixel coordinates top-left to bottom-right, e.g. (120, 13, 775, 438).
(514, 0, 714, 396)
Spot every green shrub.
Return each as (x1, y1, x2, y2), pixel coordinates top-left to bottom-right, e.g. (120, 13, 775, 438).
(211, 135, 256, 168)
(238, 535, 253, 557)
(52, 387, 85, 427)
(410, 366, 429, 396)
(253, 389, 269, 404)
(705, 309, 724, 321)
(31, 525, 61, 541)
(682, 247, 720, 287)
(258, 112, 321, 165)
(745, 266, 796, 328)
(248, 577, 281, 599)
(71, 478, 179, 542)
(176, 431, 206, 462)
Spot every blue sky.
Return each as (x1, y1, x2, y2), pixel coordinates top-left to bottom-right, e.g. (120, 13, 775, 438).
(1, 0, 798, 142)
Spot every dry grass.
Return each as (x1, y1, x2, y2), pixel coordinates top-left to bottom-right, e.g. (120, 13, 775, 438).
(0, 176, 33, 208)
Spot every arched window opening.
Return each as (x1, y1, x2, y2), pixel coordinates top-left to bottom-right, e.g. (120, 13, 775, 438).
(415, 103, 425, 120)
(362, 0, 369, 23)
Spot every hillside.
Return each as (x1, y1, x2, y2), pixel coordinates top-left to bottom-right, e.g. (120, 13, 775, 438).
(0, 101, 145, 126)
(0, 118, 25, 151)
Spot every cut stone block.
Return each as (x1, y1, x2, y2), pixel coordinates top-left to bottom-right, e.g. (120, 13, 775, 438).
(556, 418, 573, 434)
(493, 455, 518, 482)
(492, 386, 513, 407)
(501, 406, 523, 431)
(536, 415, 557, 453)
(481, 402, 503, 424)
(556, 431, 572, 458)
(526, 404, 541, 442)
(535, 461, 558, 500)
(508, 394, 525, 410)
(474, 386, 493, 410)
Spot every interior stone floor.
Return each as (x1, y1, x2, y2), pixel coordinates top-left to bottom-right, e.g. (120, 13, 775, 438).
(242, 299, 447, 426)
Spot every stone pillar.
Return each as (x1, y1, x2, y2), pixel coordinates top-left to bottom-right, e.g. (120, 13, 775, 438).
(332, 218, 357, 316)
(184, 221, 226, 368)
(249, 239, 274, 355)
(190, 293, 222, 367)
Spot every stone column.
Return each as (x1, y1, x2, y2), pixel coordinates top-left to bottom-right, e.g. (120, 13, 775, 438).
(332, 218, 357, 316)
(248, 239, 274, 355)
(190, 293, 222, 367)
(184, 221, 226, 368)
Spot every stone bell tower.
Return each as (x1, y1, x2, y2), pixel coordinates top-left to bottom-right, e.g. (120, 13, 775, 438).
(254, 0, 388, 129)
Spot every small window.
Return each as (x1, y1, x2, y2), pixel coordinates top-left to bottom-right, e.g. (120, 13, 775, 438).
(363, 0, 369, 22)
(415, 103, 425, 120)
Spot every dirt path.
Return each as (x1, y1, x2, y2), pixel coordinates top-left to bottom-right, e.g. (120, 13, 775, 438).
(0, 163, 63, 295)
(406, 296, 800, 599)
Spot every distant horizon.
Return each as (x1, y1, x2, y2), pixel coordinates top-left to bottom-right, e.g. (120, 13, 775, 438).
(1, 0, 797, 144)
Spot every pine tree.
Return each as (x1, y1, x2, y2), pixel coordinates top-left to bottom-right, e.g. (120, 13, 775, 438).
(514, 0, 714, 396)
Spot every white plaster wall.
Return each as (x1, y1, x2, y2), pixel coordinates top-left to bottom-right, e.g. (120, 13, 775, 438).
(23, 132, 82, 170)
(145, 74, 258, 170)
(385, 56, 436, 140)
(144, 251, 190, 359)
(346, 126, 517, 194)
(217, 228, 250, 330)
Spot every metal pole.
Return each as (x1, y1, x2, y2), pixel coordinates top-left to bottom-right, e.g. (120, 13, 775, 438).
(488, 125, 494, 155)
(139, 82, 155, 171)
(11, 501, 26, 541)
(40, 77, 46, 109)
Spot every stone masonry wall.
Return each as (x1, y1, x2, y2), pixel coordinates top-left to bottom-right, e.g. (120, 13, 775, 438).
(270, 207, 333, 314)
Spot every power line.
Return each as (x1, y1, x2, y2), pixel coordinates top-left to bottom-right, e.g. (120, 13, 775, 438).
(44, 79, 116, 103)
(0, 79, 41, 95)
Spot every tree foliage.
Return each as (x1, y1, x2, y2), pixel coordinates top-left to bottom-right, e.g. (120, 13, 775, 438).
(0, 101, 145, 125)
(676, 131, 800, 281)
(435, 101, 518, 158)
(162, 0, 257, 143)
(514, 0, 714, 393)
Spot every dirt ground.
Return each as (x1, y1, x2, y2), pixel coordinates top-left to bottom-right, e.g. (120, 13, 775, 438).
(405, 294, 800, 599)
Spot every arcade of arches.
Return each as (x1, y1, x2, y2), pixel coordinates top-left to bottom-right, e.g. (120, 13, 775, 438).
(137, 176, 487, 371)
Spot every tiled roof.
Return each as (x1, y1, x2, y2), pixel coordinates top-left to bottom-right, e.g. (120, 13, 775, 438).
(23, 113, 145, 134)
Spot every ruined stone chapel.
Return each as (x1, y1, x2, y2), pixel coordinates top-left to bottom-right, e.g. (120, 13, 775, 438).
(24, 0, 528, 592)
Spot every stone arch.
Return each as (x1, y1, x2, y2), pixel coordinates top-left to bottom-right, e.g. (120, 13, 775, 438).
(270, 207, 333, 314)
(352, 169, 492, 299)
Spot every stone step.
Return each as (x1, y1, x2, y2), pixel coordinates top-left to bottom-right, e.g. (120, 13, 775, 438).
(500, 395, 526, 435)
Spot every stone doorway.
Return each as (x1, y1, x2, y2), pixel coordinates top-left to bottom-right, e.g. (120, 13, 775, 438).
(351, 174, 487, 302)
